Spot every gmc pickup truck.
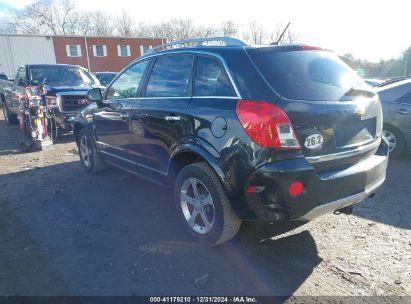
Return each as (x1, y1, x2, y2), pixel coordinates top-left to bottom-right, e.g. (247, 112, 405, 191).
(0, 64, 103, 130)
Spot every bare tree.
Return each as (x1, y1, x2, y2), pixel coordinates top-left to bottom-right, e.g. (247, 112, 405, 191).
(134, 22, 155, 38)
(30, 0, 77, 35)
(220, 20, 238, 37)
(165, 18, 196, 41)
(194, 25, 217, 38)
(115, 10, 135, 37)
(242, 20, 266, 45)
(1, 4, 46, 34)
(0, 1, 300, 46)
(74, 12, 94, 35)
(1, 0, 82, 35)
(88, 11, 114, 36)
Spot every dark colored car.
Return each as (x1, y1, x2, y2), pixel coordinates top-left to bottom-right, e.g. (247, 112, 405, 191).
(364, 78, 384, 87)
(93, 72, 118, 86)
(0, 64, 103, 130)
(73, 38, 388, 245)
(377, 76, 411, 87)
(0, 73, 8, 81)
(376, 79, 411, 156)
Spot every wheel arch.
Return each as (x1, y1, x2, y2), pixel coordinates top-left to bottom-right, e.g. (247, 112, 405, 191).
(0, 93, 6, 106)
(383, 123, 406, 143)
(168, 144, 233, 194)
(73, 121, 84, 143)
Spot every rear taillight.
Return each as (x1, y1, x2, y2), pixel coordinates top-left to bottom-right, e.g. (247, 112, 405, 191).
(235, 100, 301, 149)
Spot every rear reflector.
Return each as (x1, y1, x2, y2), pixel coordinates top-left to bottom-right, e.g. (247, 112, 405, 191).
(236, 100, 301, 149)
(288, 181, 304, 196)
(246, 186, 266, 193)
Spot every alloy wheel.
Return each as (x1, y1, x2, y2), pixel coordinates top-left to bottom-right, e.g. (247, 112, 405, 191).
(79, 135, 92, 168)
(382, 129, 397, 153)
(180, 177, 215, 234)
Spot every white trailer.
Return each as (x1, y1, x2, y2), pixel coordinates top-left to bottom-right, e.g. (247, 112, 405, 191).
(0, 34, 56, 79)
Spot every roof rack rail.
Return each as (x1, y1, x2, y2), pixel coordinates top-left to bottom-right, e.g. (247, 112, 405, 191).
(146, 37, 246, 55)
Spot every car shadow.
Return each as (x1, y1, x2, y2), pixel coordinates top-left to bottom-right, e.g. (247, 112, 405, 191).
(0, 162, 321, 297)
(0, 115, 25, 156)
(353, 156, 411, 230)
(0, 113, 75, 156)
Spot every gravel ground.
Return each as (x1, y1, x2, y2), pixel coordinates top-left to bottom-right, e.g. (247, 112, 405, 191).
(0, 111, 410, 300)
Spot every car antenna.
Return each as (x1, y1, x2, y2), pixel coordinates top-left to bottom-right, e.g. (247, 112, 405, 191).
(272, 22, 291, 45)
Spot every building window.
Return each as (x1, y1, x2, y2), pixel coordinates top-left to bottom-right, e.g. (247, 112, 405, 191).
(93, 45, 107, 57)
(117, 45, 131, 57)
(140, 45, 152, 56)
(66, 45, 82, 57)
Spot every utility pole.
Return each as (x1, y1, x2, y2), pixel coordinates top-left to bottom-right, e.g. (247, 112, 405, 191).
(404, 51, 408, 76)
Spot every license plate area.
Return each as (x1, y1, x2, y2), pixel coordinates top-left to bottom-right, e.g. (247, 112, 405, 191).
(334, 117, 376, 148)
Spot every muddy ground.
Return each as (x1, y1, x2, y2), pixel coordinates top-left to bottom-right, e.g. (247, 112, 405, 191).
(0, 110, 410, 301)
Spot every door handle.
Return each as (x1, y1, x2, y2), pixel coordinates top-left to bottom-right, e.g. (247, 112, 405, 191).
(120, 113, 130, 119)
(396, 109, 409, 115)
(164, 115, 181, 122)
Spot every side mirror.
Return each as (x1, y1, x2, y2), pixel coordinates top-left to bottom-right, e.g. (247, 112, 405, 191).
(86, 88, 102, 103)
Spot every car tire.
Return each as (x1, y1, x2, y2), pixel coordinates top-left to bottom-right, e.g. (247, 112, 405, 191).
(77, 128, 107, 174)
(382, 125, 405, 157)
(2, 104, 18, 125)
(174, 162, 241, 246)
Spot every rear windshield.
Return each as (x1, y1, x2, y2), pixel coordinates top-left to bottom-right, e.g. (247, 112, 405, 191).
(248, 49, 369, 101)
(29, 66, 95, 86)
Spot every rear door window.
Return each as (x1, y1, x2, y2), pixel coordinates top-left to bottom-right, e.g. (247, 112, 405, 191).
(145, 54, 194, 97)
(194, 56, 235, 97)
(248, 49, 369, 101)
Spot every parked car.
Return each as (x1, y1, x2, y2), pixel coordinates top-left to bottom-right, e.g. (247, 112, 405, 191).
(377, 76, 411, 87)
(364, 78, 384, 87)
(0, 64, 103, 130)
(0, 73, 8, 81)
(93, 72, 118, 86)
(376, 79, 411, 156)
(73, 38, 388, 245)
(0, 74, 5, 108)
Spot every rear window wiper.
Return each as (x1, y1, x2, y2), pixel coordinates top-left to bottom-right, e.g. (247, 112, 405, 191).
(344, 87, 375, 98)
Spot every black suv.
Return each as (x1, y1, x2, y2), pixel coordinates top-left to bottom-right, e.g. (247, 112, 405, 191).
(73, 37, 388, 245)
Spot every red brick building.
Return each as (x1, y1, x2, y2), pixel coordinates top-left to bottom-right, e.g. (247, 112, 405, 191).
(52, 36, 165, 72)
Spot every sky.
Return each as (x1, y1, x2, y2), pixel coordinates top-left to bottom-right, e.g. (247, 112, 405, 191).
(0, 0, 409, 62)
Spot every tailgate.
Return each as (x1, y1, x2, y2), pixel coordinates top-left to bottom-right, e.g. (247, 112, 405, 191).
(247, 47, 383, 165)
(278, 97, 382, 160)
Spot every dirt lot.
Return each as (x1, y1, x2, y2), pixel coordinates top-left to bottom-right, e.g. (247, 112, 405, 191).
(0, 110, 410, 300)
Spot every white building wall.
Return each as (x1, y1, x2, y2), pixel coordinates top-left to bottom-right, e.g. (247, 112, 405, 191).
(0, 35, 56, 79)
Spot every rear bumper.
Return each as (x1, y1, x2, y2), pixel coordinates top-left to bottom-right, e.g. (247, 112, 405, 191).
(243, 140, 388, 221)
(297, 177, 384, 221)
